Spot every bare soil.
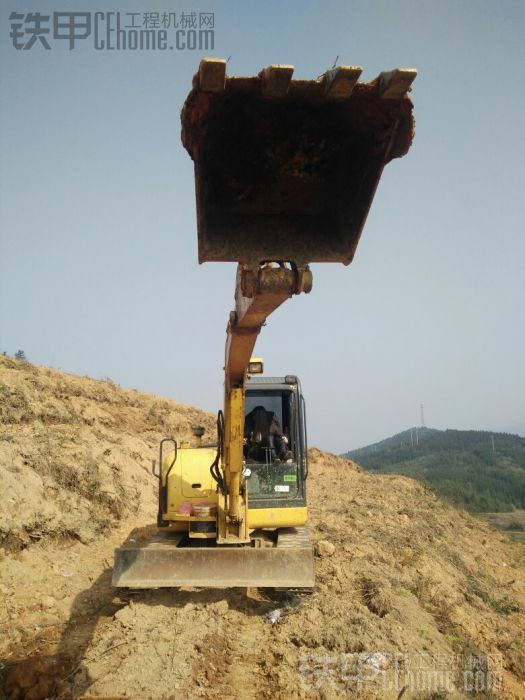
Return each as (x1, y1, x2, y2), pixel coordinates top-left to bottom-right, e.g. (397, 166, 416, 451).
(1, 358, 524, 699)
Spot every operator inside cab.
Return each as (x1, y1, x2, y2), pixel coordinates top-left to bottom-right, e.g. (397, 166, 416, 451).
(244, 405, 293, 464)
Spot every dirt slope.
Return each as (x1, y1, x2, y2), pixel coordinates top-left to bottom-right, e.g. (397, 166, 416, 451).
(0, 356, 215, 550)
(1, 358, 524, 699)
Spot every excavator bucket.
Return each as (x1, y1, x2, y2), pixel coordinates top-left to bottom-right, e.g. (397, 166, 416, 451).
(113, 526, 314, 589)
(181, 60, 416, 266)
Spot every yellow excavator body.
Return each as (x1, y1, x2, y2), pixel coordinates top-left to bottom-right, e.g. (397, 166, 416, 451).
(154, 446, 309, 532)
(113, 60, 416, 589)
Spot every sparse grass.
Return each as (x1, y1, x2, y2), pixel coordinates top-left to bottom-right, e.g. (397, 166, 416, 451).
(497, 638, 525, 680)
(424, 601, 438, 613)
(412, 576, 433, 604)
(398, 545, 423, 568)
(395, 586, 411, 597)
(360, 575, 392, 617)
(467, 575, 521, 615)
(146, 401, 175, 431)
(421, 625, 433, 639)
(0, 382, 33, 424)
(48, 461, 79, 491)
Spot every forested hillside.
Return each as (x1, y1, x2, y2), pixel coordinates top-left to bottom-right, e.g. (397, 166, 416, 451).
(343, 428, 525, 512)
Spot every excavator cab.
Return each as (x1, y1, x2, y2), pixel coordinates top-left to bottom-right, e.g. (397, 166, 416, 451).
(243, 377, 307, 509)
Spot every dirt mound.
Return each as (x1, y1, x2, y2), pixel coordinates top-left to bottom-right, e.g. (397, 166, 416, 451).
(1, 359, 524, 699)
(0, 356, 215, 550)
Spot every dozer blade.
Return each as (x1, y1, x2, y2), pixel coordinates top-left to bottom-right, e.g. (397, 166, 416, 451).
(181, 60, 416, 267)
(113, 526, 314, 589)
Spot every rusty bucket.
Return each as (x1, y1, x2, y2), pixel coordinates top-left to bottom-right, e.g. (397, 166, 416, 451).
(181, 61, 416, 266)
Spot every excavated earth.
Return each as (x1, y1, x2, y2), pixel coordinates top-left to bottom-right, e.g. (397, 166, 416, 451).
(1, 357, 524, 699)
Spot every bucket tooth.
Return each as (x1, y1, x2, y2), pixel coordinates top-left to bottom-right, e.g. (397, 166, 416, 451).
(261, 64, 294, 98)
(199, 58, 227, 92)
(377, 68, 417, 99)
(323, 65, 362, 98)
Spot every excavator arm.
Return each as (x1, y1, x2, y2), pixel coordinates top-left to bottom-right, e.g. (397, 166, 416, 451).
(221, 263, 313, 542)
(224, 263, 312, 391)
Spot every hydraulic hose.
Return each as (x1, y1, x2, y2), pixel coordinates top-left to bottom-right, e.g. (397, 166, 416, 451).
(210, 410, 226, 494)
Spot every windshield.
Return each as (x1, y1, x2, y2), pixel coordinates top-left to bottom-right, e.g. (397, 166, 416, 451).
(244, 389, 299, 500)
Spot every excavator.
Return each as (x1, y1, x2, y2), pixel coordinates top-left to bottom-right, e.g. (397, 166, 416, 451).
(113, 59, 416, 589)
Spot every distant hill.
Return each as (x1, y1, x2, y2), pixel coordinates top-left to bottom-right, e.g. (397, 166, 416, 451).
(343, 428, 525, 512)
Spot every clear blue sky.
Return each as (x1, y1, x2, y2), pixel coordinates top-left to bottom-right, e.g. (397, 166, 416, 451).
(1, 0, 524, 452)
